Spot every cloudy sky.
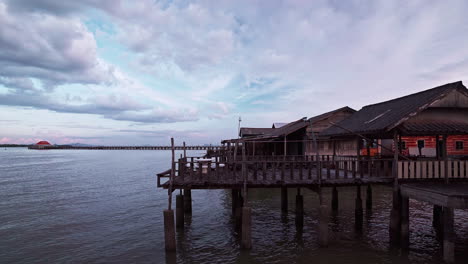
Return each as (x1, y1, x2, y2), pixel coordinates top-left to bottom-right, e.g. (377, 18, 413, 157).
(1, 0, 468, 145)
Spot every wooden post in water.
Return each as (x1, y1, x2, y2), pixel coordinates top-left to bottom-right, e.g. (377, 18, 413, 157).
(318, 189, 329, 247)
(281, 187, 288, 213)
(355, 185, 363, 231)
(241, 207, 252, 249)
(331, 186, 338, 211)
(443, 207, 455, 263)
(164, 138, 176, 251)
(400, 196, 409, 250)
(295, 188, 304, 229)
(184, 189, 192, 214)
(366, 185, 372, 211)
(389, 130, 401, 248)
(176, 193, 184, 229)
(232, 189, 238, 214)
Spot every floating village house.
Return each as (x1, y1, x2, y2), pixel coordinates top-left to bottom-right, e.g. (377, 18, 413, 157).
(225, 106, 356, 157)
(159, 81, 468, 263)
(320, 81, 468, 159)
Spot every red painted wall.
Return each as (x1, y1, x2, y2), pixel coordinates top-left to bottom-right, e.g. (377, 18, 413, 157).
(400, 135, 468, 156)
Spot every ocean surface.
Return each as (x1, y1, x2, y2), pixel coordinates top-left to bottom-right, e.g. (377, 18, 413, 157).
(0, 148, 467, 264)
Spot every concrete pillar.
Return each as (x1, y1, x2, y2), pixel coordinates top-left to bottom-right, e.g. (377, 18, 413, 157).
(400, 196, 409, 249)
(241, 207, 252, 249)
(355, 185, 363, 231)
(331, 186, 338, 211)
(184, 189, 192, 214)
(443, 207, 455, 263)
(176, 194, 184, 229)
(163, 209, 176, 251)
(281, 187, 288, 213)
(318, 204, 329, 247)
(295, 189, 304, 228)
(366, 185, 372, 211)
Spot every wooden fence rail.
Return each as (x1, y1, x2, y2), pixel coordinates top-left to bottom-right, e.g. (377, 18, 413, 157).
(398, 160, 468, 179)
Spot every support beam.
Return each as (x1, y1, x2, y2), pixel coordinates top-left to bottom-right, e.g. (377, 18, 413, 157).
(241, 207, 252, 249)
(163, 209, 176, 251)
(295, 188, 304, 228)
(231, 189, 238, 214)
(184, 189, 192, 214)
(400, 196, 409, 250)
(281, 187, 288, 213)
(318, 204, 329, 247)
(443, 207, 455, 263)
(176, 194, 184, 229)
(366, 185, 372, 211)
(355, 185, 363, 231)
(331, 186, 338, 211)
(433, 205, 443, 239)
(389, 130, 401, 247)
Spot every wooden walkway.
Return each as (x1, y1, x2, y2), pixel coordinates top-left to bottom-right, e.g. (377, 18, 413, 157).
(158, 161, 394, 189)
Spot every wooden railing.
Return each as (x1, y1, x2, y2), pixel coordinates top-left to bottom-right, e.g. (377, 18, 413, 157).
(170, 157, 394, 182)
(397, 160, 468, 179)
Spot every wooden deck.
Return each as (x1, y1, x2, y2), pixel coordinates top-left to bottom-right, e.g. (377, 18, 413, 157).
(158, 160, 394, 189)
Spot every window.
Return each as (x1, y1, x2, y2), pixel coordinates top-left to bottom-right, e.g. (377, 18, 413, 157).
(456, 141, 464, 150)
(417, 140, 425, 148)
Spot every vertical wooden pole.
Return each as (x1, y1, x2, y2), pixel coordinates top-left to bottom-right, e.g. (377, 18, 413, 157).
(183, 141, 186, 158)
(284, 136, 287, 159)
(163, 209, 176, 251)
(241, 207, 252, 249)
(435, 135, 440, 159)
(318, 188, 329, 247)
(176, 194, 184, 228)
(295, 188, 304, 228)
(355, 185, 363, 231)
(443, 135, 448, 184)
(389, 130, 401, 247)
(366, 185, 372, 211)
(400, 196, 409, 249)
(443, 207, 454, 263)
(281, 187, 288, 213)
(184, 189, 192, 214)
(331, 186, 338, 211)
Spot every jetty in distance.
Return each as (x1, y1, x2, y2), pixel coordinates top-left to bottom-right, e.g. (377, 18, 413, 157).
(27, 143, 220, 151)
(157, 81, 468, 263)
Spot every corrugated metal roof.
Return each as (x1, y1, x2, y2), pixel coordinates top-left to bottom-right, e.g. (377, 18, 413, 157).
(321, 81, 468, 137)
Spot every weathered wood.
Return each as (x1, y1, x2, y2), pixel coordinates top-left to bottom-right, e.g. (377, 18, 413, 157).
(443, 207, 454, 263)
(164, 209, 176, 251)
(241, 207, 252, 249)
(184, 189, 192, 214)
(176, 194, 184, 228)
(281, 187, 288, 213)
(332, 186, 338, 211)
(400, 196, 409, 249)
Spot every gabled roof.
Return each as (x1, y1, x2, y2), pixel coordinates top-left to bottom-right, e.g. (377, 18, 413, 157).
(36, 141, 51, 145)
(272, 122, 287, 128)
(308, 106, 356, 124)
(321, 81, 468, 137)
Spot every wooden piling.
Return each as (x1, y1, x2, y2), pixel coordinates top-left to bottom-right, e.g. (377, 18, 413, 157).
(241, 207, 252, 249)
(400, 196, 409, 249)
(366, 185, 372, 211)
(281, 187, 288, 213)
(184, 189, 192, 214)
(176, 194, 184, 228)
(331, 186, 338, 211)
(232, 189, 238, 214)
(318, 204, 329, 247)
(163, 209, 176, 251)
(443, 207, 455, 263)
(355, 185, 363, 231)
(295, 188, 304, 228)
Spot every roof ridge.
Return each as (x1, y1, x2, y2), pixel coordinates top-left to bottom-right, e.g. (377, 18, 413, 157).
(362, 81, 463, 109)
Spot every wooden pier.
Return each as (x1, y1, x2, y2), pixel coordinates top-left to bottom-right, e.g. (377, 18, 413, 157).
(28, 145, 220, 151)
